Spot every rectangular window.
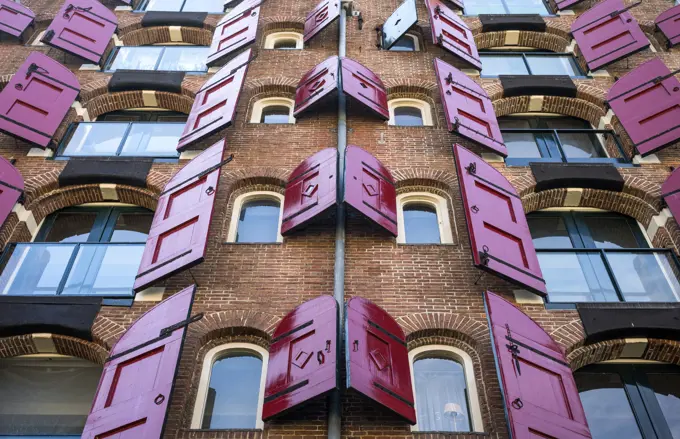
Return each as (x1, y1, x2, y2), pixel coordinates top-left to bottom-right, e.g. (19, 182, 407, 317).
(480, 53, 583, 77)
(464, 0, 550, 15)
(138, 0, 223, 12)
(106, 46, 210, 72)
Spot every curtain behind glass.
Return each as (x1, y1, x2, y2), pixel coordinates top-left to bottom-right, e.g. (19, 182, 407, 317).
(414, 358, 471, 432)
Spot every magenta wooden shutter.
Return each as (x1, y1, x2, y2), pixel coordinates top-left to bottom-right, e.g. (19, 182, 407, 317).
(294, 56, 339, 117)
(178, 49, 251, 151)
(454, 144, 546, 295)
(340, 57, 389, 120)
(434, 58, 507, 156)
(485, 291, 592, 438)
(606, 58, 680, 157)
(281, 148, 337, 235)
(134, 139, 227, 292)
(304, 0, 340, 43)
(427, 0, 481, 70)
(0, 52, 80, 148)
(0, 0, 35, 39)
(662, 167, 680, 222)
(344, 145, 397, 236)
(206, 0, 259, 67)
(656, 5, 680, 47)
(41, 0, 117, 64)
(346, 297, 416, 424)
(263, 295, 338, 420)
(571, 0, 648, 71)
(0, 157, 23, 230)
(82, 285, 197, 439)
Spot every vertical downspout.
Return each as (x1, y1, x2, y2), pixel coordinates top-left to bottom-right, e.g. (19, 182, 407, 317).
(329, 3, 349, 439)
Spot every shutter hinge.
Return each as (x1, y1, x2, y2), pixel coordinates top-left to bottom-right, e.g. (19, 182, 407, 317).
(478, 245, 489, 266)
(464, 161, 476, 175)
(25, 62, 49, 80)
(505, 324, 522, 376)
(64, 4, 92, 18)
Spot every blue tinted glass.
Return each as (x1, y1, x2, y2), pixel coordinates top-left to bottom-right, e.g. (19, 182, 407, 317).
(404, 204, 440, 244)
(0, 244, 76, 296)
(607, 252, 680, 302)
(527, 216, 573, 249)
(499, 118, 542, 158)
(236, 200, 280, 243)
(389, 35, 416, 51)
(157, 47, 209, 72)
(182, 0, 224, 11)
(62, 123, 128, 156)
(647, 372, 680, 438)
(414, 358, 471, 432)
(394, 107, 424, 126)
(465, 0, 549, 14)
(526, 55, 580, 76)
(109, 47, 162, 71)
(119, 123, 183, 157)
(110, 212, 154, 243)
(261, 106, 291, 123)
(480, 55, 528, 76)
(145, 0, 184, 10)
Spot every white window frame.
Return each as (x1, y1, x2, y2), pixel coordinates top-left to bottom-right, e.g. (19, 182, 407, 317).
(389, 33, 421, 51)
(409, 345, 484, 433)
(31, 30, 47, 46)
(263, 32, 303, 49)
(226, 191, 284, 243)
(388, 98, 433, 126)
(397, 192, 454, 244)
(249, 97, 296, 124)
(191, 342, 269, 430)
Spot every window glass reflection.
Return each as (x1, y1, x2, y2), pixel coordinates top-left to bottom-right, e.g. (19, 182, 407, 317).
(394, 107, 424, 126)
(480, 55, 529, 75)
(389, 35, 416, 51)
(119, 123, 184, 156)
(109, 47, 163, 71)
(236, 200, 280, 243)
(260, 106, 291, 123)
(403, 204, 440, 244)
(157, 47, 209, 71)
(648, 372, 680, 438)
(525, 55, 581, 76)
(414, 358, 471, 432)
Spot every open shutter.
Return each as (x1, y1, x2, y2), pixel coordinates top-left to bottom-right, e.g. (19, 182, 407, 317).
(346, 297, 416, 424)
(571, 0, 648, 72)
(662, 168, 680, 221)
(340, 58, 389, 120)
(82, 285, 197, 438)
(263, 295, 338, 420)
(0, 0, 34, 39)
(0, 157, 23, 230)
(656, 5, 680, 48)
(178, 49, 250, 151)
(344, 145, 397, 236)
(485, 291, 592, 438)
(0, 52, 80, 148)
(435, 58, 507, 156)
(294, 56, 339, 117)
(41, 0, 117, 64)
(281, 148, 337, 235)
(206, 0, 259, 67)
(454, 144, 546, 295)
(381, 0, 417, 50)
(606, 58, 680, 157)
(304, 0, 340, 43)
(134, 139, 227, 292)
(427, 0, 481, 70)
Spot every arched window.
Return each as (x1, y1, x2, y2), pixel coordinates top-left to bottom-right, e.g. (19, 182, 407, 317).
(227, 192, 284, 243)
(388, 99, 433, 126)
(192, 343, 268, 429)
(263, 32, 303, 50)
(409, 345, 484, 433)
(250, 98, 296, 124)
(397, 193, 454, 244)
(389, 33, 420, 52)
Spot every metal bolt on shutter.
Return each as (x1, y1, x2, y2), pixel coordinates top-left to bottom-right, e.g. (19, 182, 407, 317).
(0, 0, 35, 39)
(206, 0, 259, 67)
(0, 157, 24, 231)
(304, 0, 340, 43)
(656, 4, 680, 48)
(427, 0, 481, 70)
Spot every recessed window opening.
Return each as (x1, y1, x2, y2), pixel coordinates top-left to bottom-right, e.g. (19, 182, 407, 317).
(389, 33, 420, 52)
(106, 46, 210, 72)
(227, 192, 284, 243)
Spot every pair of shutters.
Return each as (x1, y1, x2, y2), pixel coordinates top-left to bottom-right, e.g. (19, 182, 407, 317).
(263, 295, 416, 424)
(293, 57, 389, 120)
(304, 0, 340, 43)
(0, 52, 80, 148)
(662, 167, 680, 222)
(426, 0, 481, 70)
(281, 145, 397, 236)
(606, 58, 680, 157)
(42, 0, 118, 64)
(0, 0, 35, 39)
(206, 0, 260, 67)
(656, 5, 680, 48)
(0, 157, 24, 232)
(571, 0, 648, 72)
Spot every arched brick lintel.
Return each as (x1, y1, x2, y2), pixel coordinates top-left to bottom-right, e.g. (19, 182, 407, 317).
(0, 333, 109, 364)
(474, 30, 571, 52)
(490, 94, 606, 127)
(565, 337, 680, 370)
(83, 90, 196, 120)
(398, 312, 490, 348)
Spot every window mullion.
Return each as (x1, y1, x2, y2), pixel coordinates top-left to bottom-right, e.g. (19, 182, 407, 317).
(115, 122, 134, 157)
(55, 243, 82, 295)
(154, 48, 165, 71)
(522, 54, 532, 75)
(620, 367, 661, 439)
(632, 367, 675, 439)
(552, 130, 568, 162)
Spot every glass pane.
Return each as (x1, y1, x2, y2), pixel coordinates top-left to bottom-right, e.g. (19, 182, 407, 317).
(236, 200, 280, 243)
(109, 47, 163, 71)
(503, 0, 550, 14)
(525, 55, 581, 76)
(581, 216, 642, 249)
(389, 35, 415, 51)
(464, 0, 507, 14)
(109, 212, 154, 242)
(413, 358, 471, 432)
(480, 55, 528, 76)
(544, 118, 604, 159)
(647, 371, 680, 438)
(607, 252, 680, 302)
(202, 354, 262, 429)
(144, 0, 184, 10)
(0, 244, 76, 296)
(43, 212, 98, 243)
(538, 251, 619, 302)
(403, 204, 441, 244)
(575, 369, 643, 439)
(499, 118, 542, 158)
(119, 123, 183, 157)
(61, 123, 128, 157)
(260, 106, 291, 124)
(273, 39, 298, 49)
(0, 357, 101, 436)
(157, 47, 209, 72)
(394, 107, 424, 126)
(527, 216, 573, 249)
(182, 0, 224, 11)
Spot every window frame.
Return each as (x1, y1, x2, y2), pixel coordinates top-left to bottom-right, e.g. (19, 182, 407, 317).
(408, 345, 484, 433)
(479, 51, 587, 78)
(103, 45, 210, 73)
(263, 32, 304, 50)
(190, 343, 269, 430)
(388, 33, 421, 52)
(396, 192, 454, 244)
(135, 0, 225, 13)
(388, 99, 433, 127)
(463, 0, 553, 16)
(226, 191, 284, 243)
(249, 97, 296, 124)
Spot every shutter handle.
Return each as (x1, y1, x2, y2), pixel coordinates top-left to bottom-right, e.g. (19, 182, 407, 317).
(317, 351, 325, 364)
(511, 398, 523, 409)
(154, 394, 165, 405)
(205, 186, 215, 195)
(353, 340, 359, 351)
(470, 205, 479, 214)
(326, 340, 331, 352)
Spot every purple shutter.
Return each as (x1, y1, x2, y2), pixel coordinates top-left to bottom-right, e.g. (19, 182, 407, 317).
(82, 285, 197, 438)
(263, 296, 338, 420)
(304, 0, 340, 43)
(381, 0, 418, 50)
(0, 157, 23, 229)
(662, 168, 680, 222)
(434, 58, 507, 156)
(177, 49, 250, 151)
(346, 297, 416, 424)
(571, 0, 648, 72)
(485, 291, 592, 438)
(206, 0, 259, 67)
(427, 0, 481, 70)
(293, 56, 339, 117)
(340, 58, 389, 120)
(134, 139, 226, 292)
(0, 0, 35, 39)
(0, 52, 80, 148)
(606, 58, 680, 157)
(454, 144, 546, 295)
(41, 0, 117, 64)
(344, 145, 397, 236)
(656, 5, 680, 47)
(281, 148, 337, 235)
(554, 0, 586, 11)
